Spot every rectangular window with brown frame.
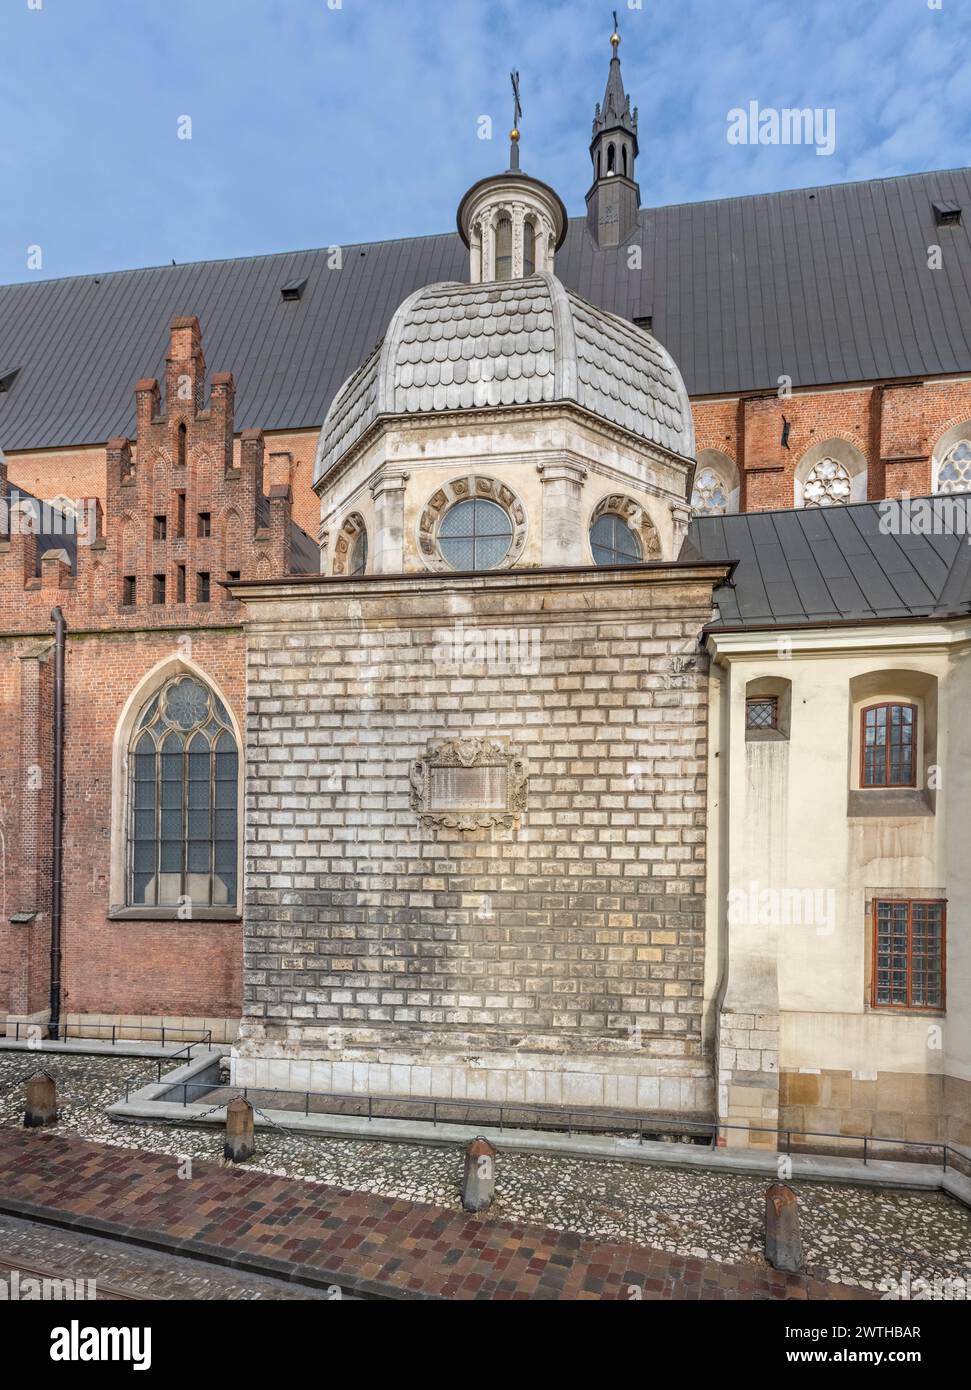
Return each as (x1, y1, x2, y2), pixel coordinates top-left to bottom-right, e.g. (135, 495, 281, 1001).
(153, 514, 167, 541)
(152, 573, 166, 605)
(175, 492, 186, 539)
(872, 899, 945, 1010)
(176, 564, 186, 604)
(196, 571, 210, 603)
(861, 702, 917, 787)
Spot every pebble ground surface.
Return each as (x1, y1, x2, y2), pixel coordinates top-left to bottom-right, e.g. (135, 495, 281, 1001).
(1, 1051, 968, 1297)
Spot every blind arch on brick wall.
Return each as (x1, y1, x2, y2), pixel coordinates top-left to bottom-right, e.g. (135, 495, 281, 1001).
(109, 655, 243, 918)
(794, 438, 868, 508)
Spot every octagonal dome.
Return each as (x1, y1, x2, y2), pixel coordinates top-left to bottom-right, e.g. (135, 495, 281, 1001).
(313, 273, 694, 484)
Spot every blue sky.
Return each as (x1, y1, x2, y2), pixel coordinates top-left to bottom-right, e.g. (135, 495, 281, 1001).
(1, 0, 969, 284)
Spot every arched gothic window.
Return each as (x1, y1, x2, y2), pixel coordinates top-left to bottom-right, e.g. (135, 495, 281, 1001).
(607, 143, 616, 174)
(128, 675, 238, 910)
(936, 439, 971, 493)
(495, 216, 513, 280)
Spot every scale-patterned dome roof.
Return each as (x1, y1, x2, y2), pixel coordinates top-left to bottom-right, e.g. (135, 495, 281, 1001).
(313, 273, 694, 483)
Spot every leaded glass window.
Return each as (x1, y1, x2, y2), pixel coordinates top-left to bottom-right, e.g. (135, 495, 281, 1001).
(128, 676, 238, 910)
(861, 702, 916, 788)
(746, 696, 778, 730)
(691, 466, 730, 516)
(590, 512, 642, 565)
(802, 458, 852, 507)
(438, 499, 513, 570)
(937, 440, 971, 493)
(873, 900, 944, 1010)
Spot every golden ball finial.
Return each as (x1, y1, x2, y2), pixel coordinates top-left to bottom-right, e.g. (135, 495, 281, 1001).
(611, 31, 621, 50)
(510, 127, 520, 141)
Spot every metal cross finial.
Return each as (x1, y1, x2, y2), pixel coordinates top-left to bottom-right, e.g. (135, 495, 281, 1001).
(509, 69, 522, 170)
(611, 11, 621, 48)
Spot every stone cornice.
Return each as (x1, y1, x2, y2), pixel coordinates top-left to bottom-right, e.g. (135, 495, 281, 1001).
(314, 400, 695, 499)
(706, 616, 971, 660)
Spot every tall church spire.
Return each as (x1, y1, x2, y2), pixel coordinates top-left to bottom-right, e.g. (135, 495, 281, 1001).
(586, 14, 641, 249)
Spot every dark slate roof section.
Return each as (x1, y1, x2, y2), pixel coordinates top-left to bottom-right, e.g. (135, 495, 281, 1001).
(1, 168, 970, 452)
(682, 496, 971, 629)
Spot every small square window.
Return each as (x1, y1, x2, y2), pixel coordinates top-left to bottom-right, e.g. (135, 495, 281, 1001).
(153, 515, 167, 541)
(197, 571, 210, 603)
(122, 576, 137, 606)
(227, 570, 240, 582)
(746, 696, 778, 731)
(197, 512, 211, 539)
(152, 574, 166, 605)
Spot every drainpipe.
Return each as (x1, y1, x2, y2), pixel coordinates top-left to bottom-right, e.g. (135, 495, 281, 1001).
(49, 606, 66, 1040)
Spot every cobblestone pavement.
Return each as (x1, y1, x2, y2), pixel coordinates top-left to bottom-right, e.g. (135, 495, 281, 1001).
(2, 1053, 969, 1296)
(0, 1128, 873, 1300)
(0, 1213, 337, 1300)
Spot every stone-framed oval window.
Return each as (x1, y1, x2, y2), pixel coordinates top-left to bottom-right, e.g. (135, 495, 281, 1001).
(418, 476, 528, 573)
(588, 494, 660, 566)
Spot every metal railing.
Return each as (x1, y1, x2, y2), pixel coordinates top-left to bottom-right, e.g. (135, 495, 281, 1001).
(126, 1076, 971, 1178)
(4, 1022, 212, 1051)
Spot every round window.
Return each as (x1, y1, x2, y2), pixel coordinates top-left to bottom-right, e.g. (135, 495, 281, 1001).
(438, 498, 513, 570)
(590, 512, 642, 565)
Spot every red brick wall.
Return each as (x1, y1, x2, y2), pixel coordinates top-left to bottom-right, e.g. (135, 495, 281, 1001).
(0, 316, 304, 1025)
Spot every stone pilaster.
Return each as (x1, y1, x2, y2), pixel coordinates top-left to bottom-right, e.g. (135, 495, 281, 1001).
(369, 471, 409, 574)
(537, 460, 588, 565)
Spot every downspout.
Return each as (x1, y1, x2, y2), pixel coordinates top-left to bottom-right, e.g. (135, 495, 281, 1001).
(49, 606, 66, 1039)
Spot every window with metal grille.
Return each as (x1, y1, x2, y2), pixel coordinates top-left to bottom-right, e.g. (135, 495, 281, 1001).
(127, 675, 238, 910)
(872, 900, 944, 1010)
(746, 696, 778, 731)
(862, 703, 916, 787)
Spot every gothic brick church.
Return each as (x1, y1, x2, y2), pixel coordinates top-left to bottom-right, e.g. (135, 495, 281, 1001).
(1, 27, 969, 1147)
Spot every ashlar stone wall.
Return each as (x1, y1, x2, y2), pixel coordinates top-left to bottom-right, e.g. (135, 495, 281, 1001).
(235, 562, 727, 1114)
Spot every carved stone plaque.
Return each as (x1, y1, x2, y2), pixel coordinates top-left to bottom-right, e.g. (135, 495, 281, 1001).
(410, 738, 527, 830)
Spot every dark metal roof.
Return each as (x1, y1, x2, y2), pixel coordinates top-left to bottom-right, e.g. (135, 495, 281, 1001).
(1, 168, 970, 452)
(683, 496, 971, 630)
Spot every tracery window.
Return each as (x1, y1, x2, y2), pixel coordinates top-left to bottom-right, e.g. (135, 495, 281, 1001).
(802, 457, 852, 507)
(128, 675, 238, 910)
(936, 440, 971, 493)
(691, 466, 730, 515)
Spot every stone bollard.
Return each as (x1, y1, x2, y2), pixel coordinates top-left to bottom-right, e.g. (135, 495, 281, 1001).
(765, 1182, 805, 1273)
(24, 1072, 58, 1128)
(461, 1136, 497, 1213)
(223, 1097, 256, 1164)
